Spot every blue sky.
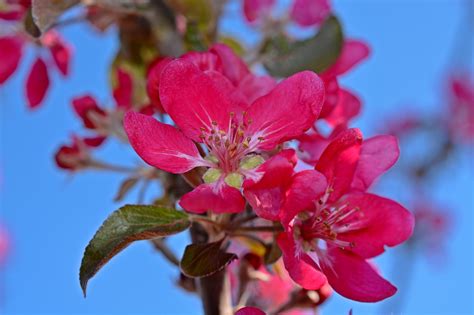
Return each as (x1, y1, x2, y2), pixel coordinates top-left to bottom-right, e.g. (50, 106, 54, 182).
(1, 1, 473, 314)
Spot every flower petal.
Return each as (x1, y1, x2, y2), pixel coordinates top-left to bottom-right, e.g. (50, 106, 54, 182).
(281, 170, 328, 226)
(159, 59, 235, 142)
(338, 192, 415, 258)
(124, 111, 205, 174)
(238, 74, 277, 104)
(210, 43, 250, 85)
(277, 232, 327, 290)
(325, 88, 361, 127)
(315, 128, 362, 201)
(322, 39, 370, 77)
(290, 0, 331, 27)
(247, 71, 325, 150)
(243, 150, 296, 220)
(113, 68, 133, 109)
(0, 36, 23, 84)
(26, 57, 50, 109)
(146, 57, 173, 113)
(242, 0, 275, 23)
(244, 187, 284, 221)
(321, 247, 396, 302)
(243, 149, 296, 190)
(351, 135, 399, 191)
(179, 182, 245, 214)
(71, 95, 107, 129)
(319, 76, 340, 118)
(236, 306, 266, 315)
(42, 31, 71, 76)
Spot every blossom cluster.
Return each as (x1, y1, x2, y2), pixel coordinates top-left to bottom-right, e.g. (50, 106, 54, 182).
(123, 42, 414, 308)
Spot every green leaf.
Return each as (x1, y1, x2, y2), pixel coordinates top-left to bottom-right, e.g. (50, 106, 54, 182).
(180, 240, 237, 278)
(263, 15, 344, 77)
(79, 205, 190, 296)
(31, 0, 79, 35)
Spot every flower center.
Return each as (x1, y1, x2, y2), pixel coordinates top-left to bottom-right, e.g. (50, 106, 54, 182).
(292, 190, 366, 266)
(199, 112, 263, 174)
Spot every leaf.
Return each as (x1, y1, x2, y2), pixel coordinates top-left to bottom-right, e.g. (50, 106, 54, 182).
(263, 15, 344, 77)
(31, 0, 79, 35)
(114, 177, 140, 202)
(180, 239, 237, 278)
(79, 205, 191, 296)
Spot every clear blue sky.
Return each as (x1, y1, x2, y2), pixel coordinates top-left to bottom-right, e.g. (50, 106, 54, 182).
(0, 1, 473, 314)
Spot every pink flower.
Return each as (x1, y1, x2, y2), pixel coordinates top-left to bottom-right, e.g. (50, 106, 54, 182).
(1, 29, 72, 109)
(72, 95, 108, 130)
(146, 44, 276, 113)
(290, 0, 331, 27)
(278, 129, 414, 302)
(447, 73, 474, 141)
(125, 59, 324, 214)
(55, 135, 106, 171)
(411, 200, 451, 261)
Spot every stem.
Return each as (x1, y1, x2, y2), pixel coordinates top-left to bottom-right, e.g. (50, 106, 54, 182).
(150, 238, 180, 267)
(189, 223, 233, 315)
(231, 225, 284, 233)
(88, 160, 136, 173)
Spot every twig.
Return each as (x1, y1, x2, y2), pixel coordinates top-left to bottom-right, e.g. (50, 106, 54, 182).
(150, 238, 180, 267)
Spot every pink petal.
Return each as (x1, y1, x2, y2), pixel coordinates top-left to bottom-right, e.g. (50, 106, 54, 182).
(297, 132, 330, 165)
(338, 192, 415, 258)
(113, 68, 133, 109)
(43, 31, 71, 76)
(210, 44, 250, 85)
(181, 50, 222, 72)
(179, 183, 245, 214)
(146, 57, 173, 113)
(242, 0, 275, 23)
(244, 187, 284, 221)
(159, 59, 235, 142)
(322, 39, 370, 77)
(83, 136, 106, 147)
(123, 111, 204, 174)
(238, 74, 277, 104)
(235, 306, 266, 315)
(0, 36, 23, 84)
(205, 70, 249, 113)
(321, 247, 396, 302)
(319, 76, 339, 118)
(315, 128, 362, 201)
(71, 95, 107, 129)
(243, 149, 296, 190)
(26, 57, 50, 109)
(290, 0, 331, 27)
(281, 170, 327, 225)
(243, 150, 296, 220)
(325, 89, 361, 127)
(247, 71, 325, 150)
(277, 232, 327, 290)
(351, 135, 399, 191)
